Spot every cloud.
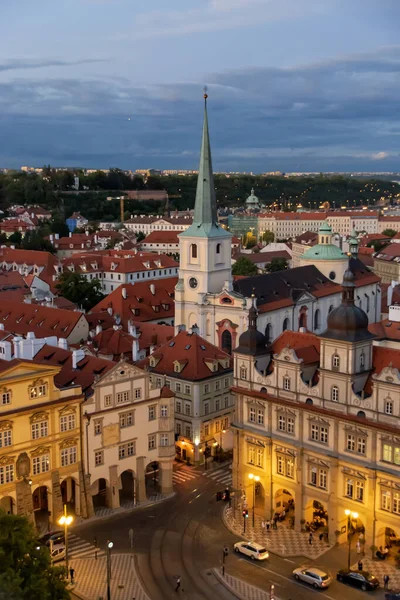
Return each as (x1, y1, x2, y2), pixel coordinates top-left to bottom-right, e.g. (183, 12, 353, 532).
(1, 46, 400, 171)
(0, 58, 108, 74)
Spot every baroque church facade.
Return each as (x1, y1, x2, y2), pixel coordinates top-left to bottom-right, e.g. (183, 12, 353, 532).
(174, 98, 381, 352)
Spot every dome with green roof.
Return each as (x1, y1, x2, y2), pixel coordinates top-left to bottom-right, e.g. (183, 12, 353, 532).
(302, 222, 348, 261)
(245, 188, 259, 207)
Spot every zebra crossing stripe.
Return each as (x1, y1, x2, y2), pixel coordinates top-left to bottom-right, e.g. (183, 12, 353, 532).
(207, 469, 230, 479)
(205, 466, 228, 477)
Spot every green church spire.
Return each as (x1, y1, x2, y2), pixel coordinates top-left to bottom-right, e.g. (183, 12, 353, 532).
(180, 92, 230, 239)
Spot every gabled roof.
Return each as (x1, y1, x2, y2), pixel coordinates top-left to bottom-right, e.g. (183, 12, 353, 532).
(137, 330, 232, 381)
(90, 279, 177, 325)
(131, 321, 174, 349)
(61, 251, 178, 274)
(0, 300, 84, 338)
(33, 344, 115, 395)
(92, 327, 134, 359)
(142, 231, 180, 244)
(271, 330, 320, 364)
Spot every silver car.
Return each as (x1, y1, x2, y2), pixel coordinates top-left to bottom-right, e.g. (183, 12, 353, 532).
(293, 566, 332, 589)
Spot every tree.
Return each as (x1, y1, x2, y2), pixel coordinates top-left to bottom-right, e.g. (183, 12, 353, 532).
(0, 511, 69, 600)
(136, 231, 146, 242)
(7, 231, 22, 246)
(21, 231, 55, 253)
(262, 230, 275, 244)
(232, 256, 258, 276)
(56, 272, 104, 311)
(266, 257, 289, 272)
(382, 228, 397, 238)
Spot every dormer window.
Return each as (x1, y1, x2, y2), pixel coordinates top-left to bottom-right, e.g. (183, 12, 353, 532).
(111, 262, 117, 270)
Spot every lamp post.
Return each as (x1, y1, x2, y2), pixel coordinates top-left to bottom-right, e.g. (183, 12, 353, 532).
(345, 509, 359, 570)
(58, 504, 73, 576)
(248, 474, 260, 527)
(107, 540, 113, 600)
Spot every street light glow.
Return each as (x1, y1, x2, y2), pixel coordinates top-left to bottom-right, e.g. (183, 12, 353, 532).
(59, 515, 73, 526)
(107, 541, 114, 549)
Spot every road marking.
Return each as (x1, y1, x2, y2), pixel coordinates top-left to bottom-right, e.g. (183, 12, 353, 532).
(191, 488, 198, 493)
(188, 493, 202, 504)
(283, 558, 296, 564)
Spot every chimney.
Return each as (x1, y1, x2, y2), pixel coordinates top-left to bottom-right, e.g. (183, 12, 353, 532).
(50, 234, 54, 243)
(128, 321, 136, 337)
(69, 232, 72, 237)
(0, 341, 12, 361)
(132, 339, 139, 362)
(85, 230, 89, 236)
(191, 324, 200, 335)
(95, 324, 102, 335)
(388, 280, 397, 308)
(55, 233, 59, 240)
(58, 338, 68, 350)
(299, 327, 307, 333)
(12, 336, 23, 358)
(72, 348, 85, 369)
(149, 344, 156, 355)
(122, 287, 127, 299)
(150, 283, 155, 295)
(107, 307, 113, 316)
(0, 324, 4, 331)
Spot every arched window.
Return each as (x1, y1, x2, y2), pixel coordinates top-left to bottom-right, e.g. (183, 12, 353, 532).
(365, 294, 370, 312)
(332, 354, 340, 370)
(314, 309, 320, 330)
(221, 330, 232, 355)
(321, 237, 324, 243)
(357, 410, 366, 419)
(305, 398, 313, 405)
(216, 243, 221, 254)
(282, 318, 289, 332)
(283, 376, 291, 391)
(265, 323, 273, 343)
(260, 387, 267, 393)
(191, 244, 197, 259)
(240, 366, 247, 380)
(360, 352, 365, 370)
(331, 386, 339, 402)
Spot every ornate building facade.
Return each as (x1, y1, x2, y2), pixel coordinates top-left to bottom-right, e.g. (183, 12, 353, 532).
(232, 271, 400, 548)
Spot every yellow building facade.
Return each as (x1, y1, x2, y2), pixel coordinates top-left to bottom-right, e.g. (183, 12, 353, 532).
(0, 360, 89, 532)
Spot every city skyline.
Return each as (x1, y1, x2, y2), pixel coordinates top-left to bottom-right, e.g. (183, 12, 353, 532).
(1, 0, 399, 171)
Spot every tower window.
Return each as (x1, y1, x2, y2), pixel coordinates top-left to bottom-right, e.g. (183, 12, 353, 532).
(331, 386, 339, 402)
(191, 244, 197, 259)
(216, 243, 221, 254)
(332, 354, 340, 370)
(360, 352, 365, 370)
(314, 309, 321, 330)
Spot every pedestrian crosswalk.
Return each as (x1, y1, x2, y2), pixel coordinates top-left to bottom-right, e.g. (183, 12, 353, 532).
(68, 534, 106, 560)
(204, 465, 232, 488)
(172, 465, 200, 485)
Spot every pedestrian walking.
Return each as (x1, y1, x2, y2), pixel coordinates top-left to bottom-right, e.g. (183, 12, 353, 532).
(309, 532, 313, 545)
(69, 567, 75, 584)
(175, 576, 181, 592)
(319, 532, 323, 541)
(261, 520, 265, 529)
(384, 574, 390, 590)
(356, 540, 361, 554)
(358, 560, 363, 571)
(266, 519, 270, 531)
(94, 536, 97, 547)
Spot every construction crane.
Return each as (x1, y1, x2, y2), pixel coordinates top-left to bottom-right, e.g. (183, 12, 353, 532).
(107, 193, 182, 223)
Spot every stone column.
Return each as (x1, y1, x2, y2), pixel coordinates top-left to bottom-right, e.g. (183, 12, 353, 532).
(294, 450, 304, 532)
(15, 479, 35, 524)
(136, 456, 147, 502)
(161, 460, 173, 495)
(51, 470, 64, 524)
(328, 457, 339, 544)
(264, 440, 272, 519)
(107, 465, 120, 509)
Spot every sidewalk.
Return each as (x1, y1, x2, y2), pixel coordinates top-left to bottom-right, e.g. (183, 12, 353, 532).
(73, 492, 174, 531)
(351, 557, 400, 589)
(69, 554, 150, 600)
(223, 506, 333, 560)
(213, 568, 273, 600)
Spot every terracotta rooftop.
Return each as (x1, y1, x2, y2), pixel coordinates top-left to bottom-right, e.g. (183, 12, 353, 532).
(142, 231, 180, 244)
(373, 243, 400, 262)
(91, 327, 134, 360)
(62, 251, 178, 275)
(359, 233, 391, 247)
(137, 330, 232, 381)
(272, 330, 320, 364)
(0, 300, 85, 339)
(131, 321, 174, 350)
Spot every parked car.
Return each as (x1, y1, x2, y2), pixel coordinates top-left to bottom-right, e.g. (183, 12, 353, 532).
(50, 545, 66, 562)
(234, 541, 269, 560)
(45, 532, 65, 548)
(293, 566, 332, 589)
(385, 592, 400, 600)
(337, 569, 379, 591)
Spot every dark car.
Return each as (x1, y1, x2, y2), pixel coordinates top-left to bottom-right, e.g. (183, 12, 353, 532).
(337, 569, 379, 591)
(385, 592, 400, 600)
(41, 531, 65, 547)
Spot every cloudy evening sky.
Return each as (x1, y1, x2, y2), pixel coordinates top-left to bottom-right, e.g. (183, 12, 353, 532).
(1, 0, 399, 172)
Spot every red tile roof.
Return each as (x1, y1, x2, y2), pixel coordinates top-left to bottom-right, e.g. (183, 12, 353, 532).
(62, 251, 178, 275)
(359, 233, 391, 246)
(137, 330, 232, 381)
(271, 330, 320, 364)
(373, 243, 400, 261)
(0, 248, 61, 280)
(142, 231, 180, 244)
(0, 300, 85, 339)
(53, 234, 95, 250)
(369, 319, 400, 342)
(33, 345, 115, 395)
(91, 327, 134, 360)
(235, 250, 291, 264)
(131, 321, 174, 349)
(90, 279, 177, 325)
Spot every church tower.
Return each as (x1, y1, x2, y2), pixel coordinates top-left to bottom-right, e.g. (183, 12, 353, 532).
(175, 94, 232, 336)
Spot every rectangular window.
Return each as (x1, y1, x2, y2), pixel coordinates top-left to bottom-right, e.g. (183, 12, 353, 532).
(346, 479, 354, 498)
(116, 391, 130, 404)
(286, 458, 294, 478)
(215, 420, 220, 433)
(311, 424, 319, 441)
(185, 425, 191, 438)
(60, 414, 75, 432)
(0, 430, 12, 448)
(224, 378, 229, 388)
(249, 407, 256, 423)
(94, 420, 102, 435)
(278, 414, 294, 434)
(184, 384, 191, 395)
(278, 415, 285, 431)
(357, 437, 366, 455)
(31, 420, 48, 440)
(310, 467, 317, 486)
(394, 493, 400, 514)
(61, 446, 77, 467)
(277, 454, 284, 475)
(319, 469, 327, 489)
(148, 435, 156, 450)
(383, 444, 393, 463)
(104, 394, 112, 407)
(224, 396, 229, 408)
(204, 424, 210, 436)
(134, 388, 141, 399)
(204, 402, 209, 416)
(248, 446, 256, 465)
(356, 480, 364, 502)
(320, 427, 328, 444)
(175, 383, 181, 393)
(1, 392, 11, 405)
(127, 441, 136, 456)
(185, 404, 191, 416)
(215, 398, 220, 411)
(176, 422, 182, 435)
(160, 434, 169, 446)
(148, 405, 156, 421)
(32, 454, 50, 475)
(161, 405, 168, 417)
(176, 401, 182, 413)
(0, 464, 14, 485)
(94, 450, 103, 466)
(287, 417, 294, 434)
(119, 411, 134, 428)
(257, 409, 264, 425)
(347, 434, 355, 451)
(382, 490, 391, 511)
(256, 448, 263, 468)
(215, 381, 220, 391)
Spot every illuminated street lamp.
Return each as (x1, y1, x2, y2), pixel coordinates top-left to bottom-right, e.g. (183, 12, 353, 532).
(58, 504, 73, 576)
(248, 473, 260, 527)
(345, 509, 359, 570)
(107, 540, 114, 600)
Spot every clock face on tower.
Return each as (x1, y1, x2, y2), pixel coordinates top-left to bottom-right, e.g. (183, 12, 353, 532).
(189, 277, 198, 289)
